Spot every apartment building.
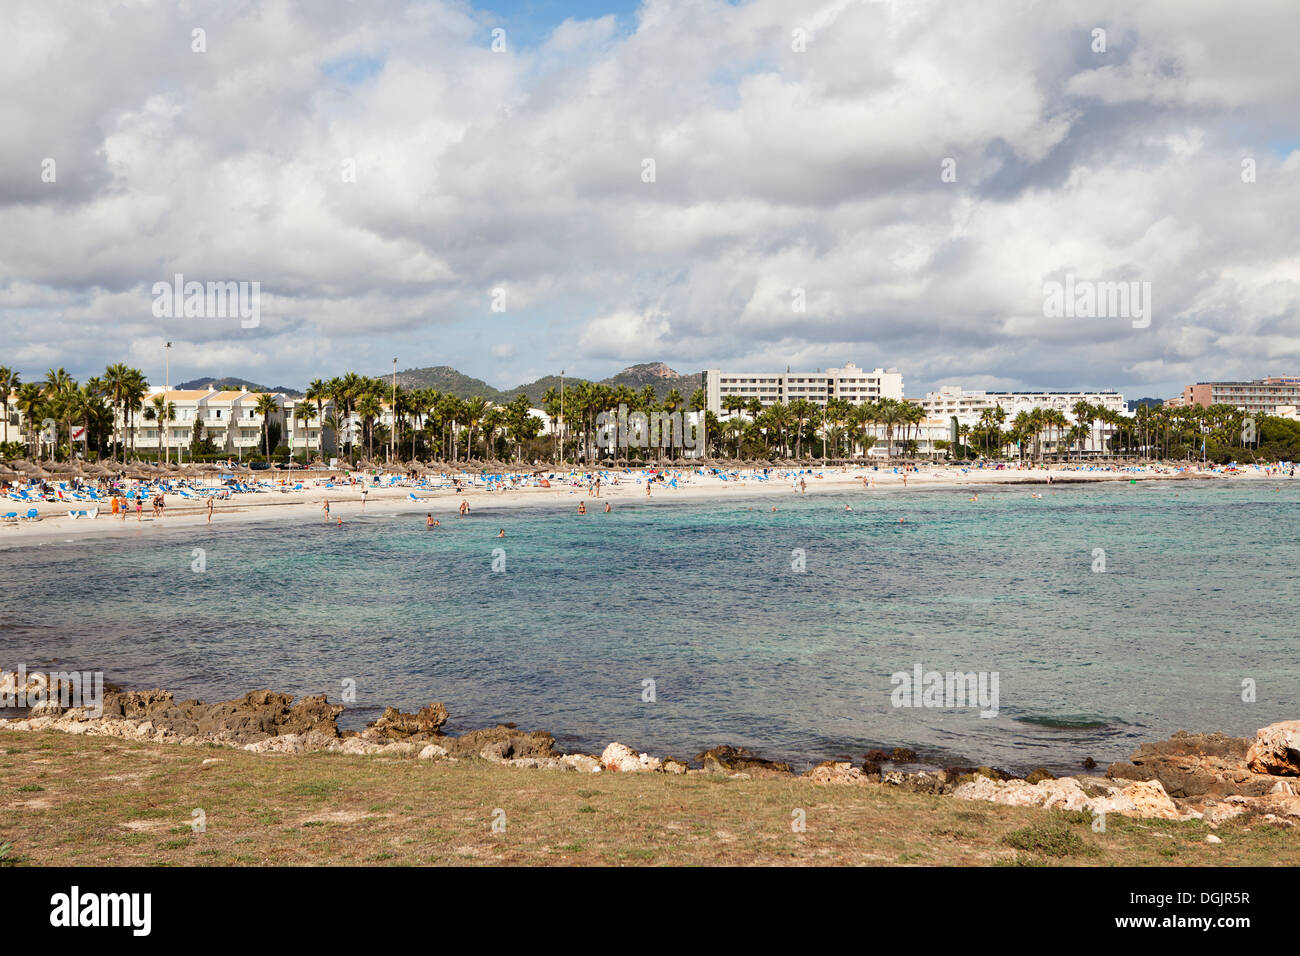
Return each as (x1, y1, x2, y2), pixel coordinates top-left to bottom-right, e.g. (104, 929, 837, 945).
(703, 363, 904, 415)
(1181, 378, 1300, 415)
(919, 386, 1127, 452)
(123, 387, 293, 456)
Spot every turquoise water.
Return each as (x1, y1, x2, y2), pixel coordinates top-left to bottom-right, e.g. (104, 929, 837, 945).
(3, 480, 1297, 772)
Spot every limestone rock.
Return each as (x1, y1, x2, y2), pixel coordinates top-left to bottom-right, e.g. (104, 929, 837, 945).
(362, 702, 449, 741)
(601, 742, 663, 773)
(804, 761, 870, 785)
(557, 754, 602, 773)
(695, 745, 793, 777)
(1246, 721, 1300, 776)
(417, 743, 450, 760)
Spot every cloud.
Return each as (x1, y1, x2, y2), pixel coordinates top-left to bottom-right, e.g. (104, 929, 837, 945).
(1, 0, 1298, 399)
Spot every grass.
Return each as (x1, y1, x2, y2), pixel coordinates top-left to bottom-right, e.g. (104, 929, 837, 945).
(0, 730, 1297, 866)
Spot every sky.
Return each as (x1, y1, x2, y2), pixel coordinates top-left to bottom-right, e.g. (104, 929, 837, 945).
(2, 0, 1298, 399)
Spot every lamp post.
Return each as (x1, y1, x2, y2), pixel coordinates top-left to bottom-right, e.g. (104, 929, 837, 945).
(559, 369, 564, 463)
(391, 358, 397, 464)
(164, 341, 171, 465)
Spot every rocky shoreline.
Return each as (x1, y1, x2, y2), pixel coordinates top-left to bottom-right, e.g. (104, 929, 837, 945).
(4, 673, 1300, 831)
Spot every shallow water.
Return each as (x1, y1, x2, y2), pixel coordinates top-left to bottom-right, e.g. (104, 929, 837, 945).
(3, 479, 1297, 772)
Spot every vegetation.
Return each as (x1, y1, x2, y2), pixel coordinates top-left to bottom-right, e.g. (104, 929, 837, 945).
(0, 731, 1291, 867)
(4, 359, 1297, 466)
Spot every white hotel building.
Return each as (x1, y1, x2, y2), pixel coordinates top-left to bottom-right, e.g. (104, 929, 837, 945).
(123, 387, 335, 457)
(919, 385, 1127, 451)
(703, 363, 904, 416)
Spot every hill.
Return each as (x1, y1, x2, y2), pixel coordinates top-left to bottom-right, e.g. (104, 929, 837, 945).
(389, 362, 702, 406)
(176, 376, 303, 397)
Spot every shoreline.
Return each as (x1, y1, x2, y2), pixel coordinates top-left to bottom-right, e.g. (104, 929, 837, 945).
(4, 679, 1299, 830)
(2, 463, 1281, 549)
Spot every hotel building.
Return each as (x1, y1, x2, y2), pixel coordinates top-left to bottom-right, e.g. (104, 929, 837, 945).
(1181, 378, 1300, 415)
(703, 363, 904, 416)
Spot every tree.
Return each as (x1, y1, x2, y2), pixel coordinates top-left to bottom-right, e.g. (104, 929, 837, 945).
(0, 367, 17, 446)
(146, 394, 177, 464)
(254, 393, 279, 458)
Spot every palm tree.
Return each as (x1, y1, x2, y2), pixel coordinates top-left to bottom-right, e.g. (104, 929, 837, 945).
(254, 393, 279, 458)
(789, 399, 814, 459)
(293, 402, 318, 462)
(15, 383, 45, 458)
(147, 394, 177, 464)
(0, 367, 17, 446)
(355, 393, 382, 461)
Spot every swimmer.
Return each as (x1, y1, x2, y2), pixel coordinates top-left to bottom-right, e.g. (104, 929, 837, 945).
(577, 501, 587, 514)
(604, 502, 611, 513)
(337, 517, 342, 526)
(845, 504, 852, 511)
(426, 513, 435, 527)
(497, 529, 505, 537)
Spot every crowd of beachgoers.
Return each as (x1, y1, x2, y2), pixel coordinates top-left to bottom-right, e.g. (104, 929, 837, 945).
(0, 457, 1294, 543)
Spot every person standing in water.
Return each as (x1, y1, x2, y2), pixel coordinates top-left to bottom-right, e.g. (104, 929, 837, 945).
(322, 498, 330, 520)
(207, 496, 214, 524)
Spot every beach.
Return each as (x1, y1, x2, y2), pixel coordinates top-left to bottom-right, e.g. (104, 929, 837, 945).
(2, 461, 1279, 548)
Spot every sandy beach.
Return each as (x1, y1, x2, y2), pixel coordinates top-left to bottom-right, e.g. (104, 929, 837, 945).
(2, 461, 1285, 548)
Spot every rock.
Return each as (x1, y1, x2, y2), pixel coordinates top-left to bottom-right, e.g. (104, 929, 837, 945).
(601, 742, 663, 773)
(1082, 757, 1097, 769)
(445, 725, 555, 761)
(417, 743, 450, 760)
(1206, 834, 1222, 844)
(804, 761, 871, 785)
(1203, 802, 1246, 827)
(1107, 731, 1273, 797)
(891, 747, 918, 762)
(864, 749, 891, 762)
(1119, 780, 1186, 820)
(363, 702, 449, 741)
(661, 758, 688, 774)
(337, 737, 386, 756)
(1246, 721, 1300, 776)
(1025, 768, 1056, 785)
(695, 745, 793, 777)
(557, 754, 602, 773)
(953, 775, 1092, 812)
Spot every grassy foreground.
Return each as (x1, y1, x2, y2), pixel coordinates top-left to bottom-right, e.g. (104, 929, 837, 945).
(2, 730, 1297, 866)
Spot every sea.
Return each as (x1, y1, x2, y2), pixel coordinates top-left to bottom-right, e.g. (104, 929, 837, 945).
(3, 478, 1297, 773)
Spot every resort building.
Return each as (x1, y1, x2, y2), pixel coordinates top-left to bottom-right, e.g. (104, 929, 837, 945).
(919, 386, 1127, 454)
(120, 387, 291, 457)
(702, 363, 904, 416)
(1181, 377, 1300, 415)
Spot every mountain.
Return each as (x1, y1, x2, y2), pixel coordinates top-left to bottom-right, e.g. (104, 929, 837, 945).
(176, 376, 304, 397)
(600, 362, 702, 400)
(387, 363, 703, 406)
(391, 366, 509, 403)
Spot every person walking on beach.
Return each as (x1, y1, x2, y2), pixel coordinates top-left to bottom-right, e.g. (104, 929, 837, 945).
(459, 499, 470, 516)
(594, 476, 601, 498)
(206, 496, 214, 524)
(361, 485, 368, 509)
(322, 498, 330, 520)
(800, 477, 807, 494)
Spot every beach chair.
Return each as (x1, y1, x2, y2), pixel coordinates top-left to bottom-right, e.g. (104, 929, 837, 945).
(2, 512, 17, 522)
(23, 508, 40, 521)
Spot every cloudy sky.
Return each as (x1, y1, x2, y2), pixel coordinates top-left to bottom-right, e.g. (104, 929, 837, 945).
(2, 0, 1297, 398)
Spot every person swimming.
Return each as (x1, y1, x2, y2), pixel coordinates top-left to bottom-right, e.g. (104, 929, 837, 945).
(604, 502, 611, 512)
(497, 529, 505, 537)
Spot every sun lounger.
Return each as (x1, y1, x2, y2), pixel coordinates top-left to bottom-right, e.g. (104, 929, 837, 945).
(67, 508, 98, 519)
(23, 508, 40, 521)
